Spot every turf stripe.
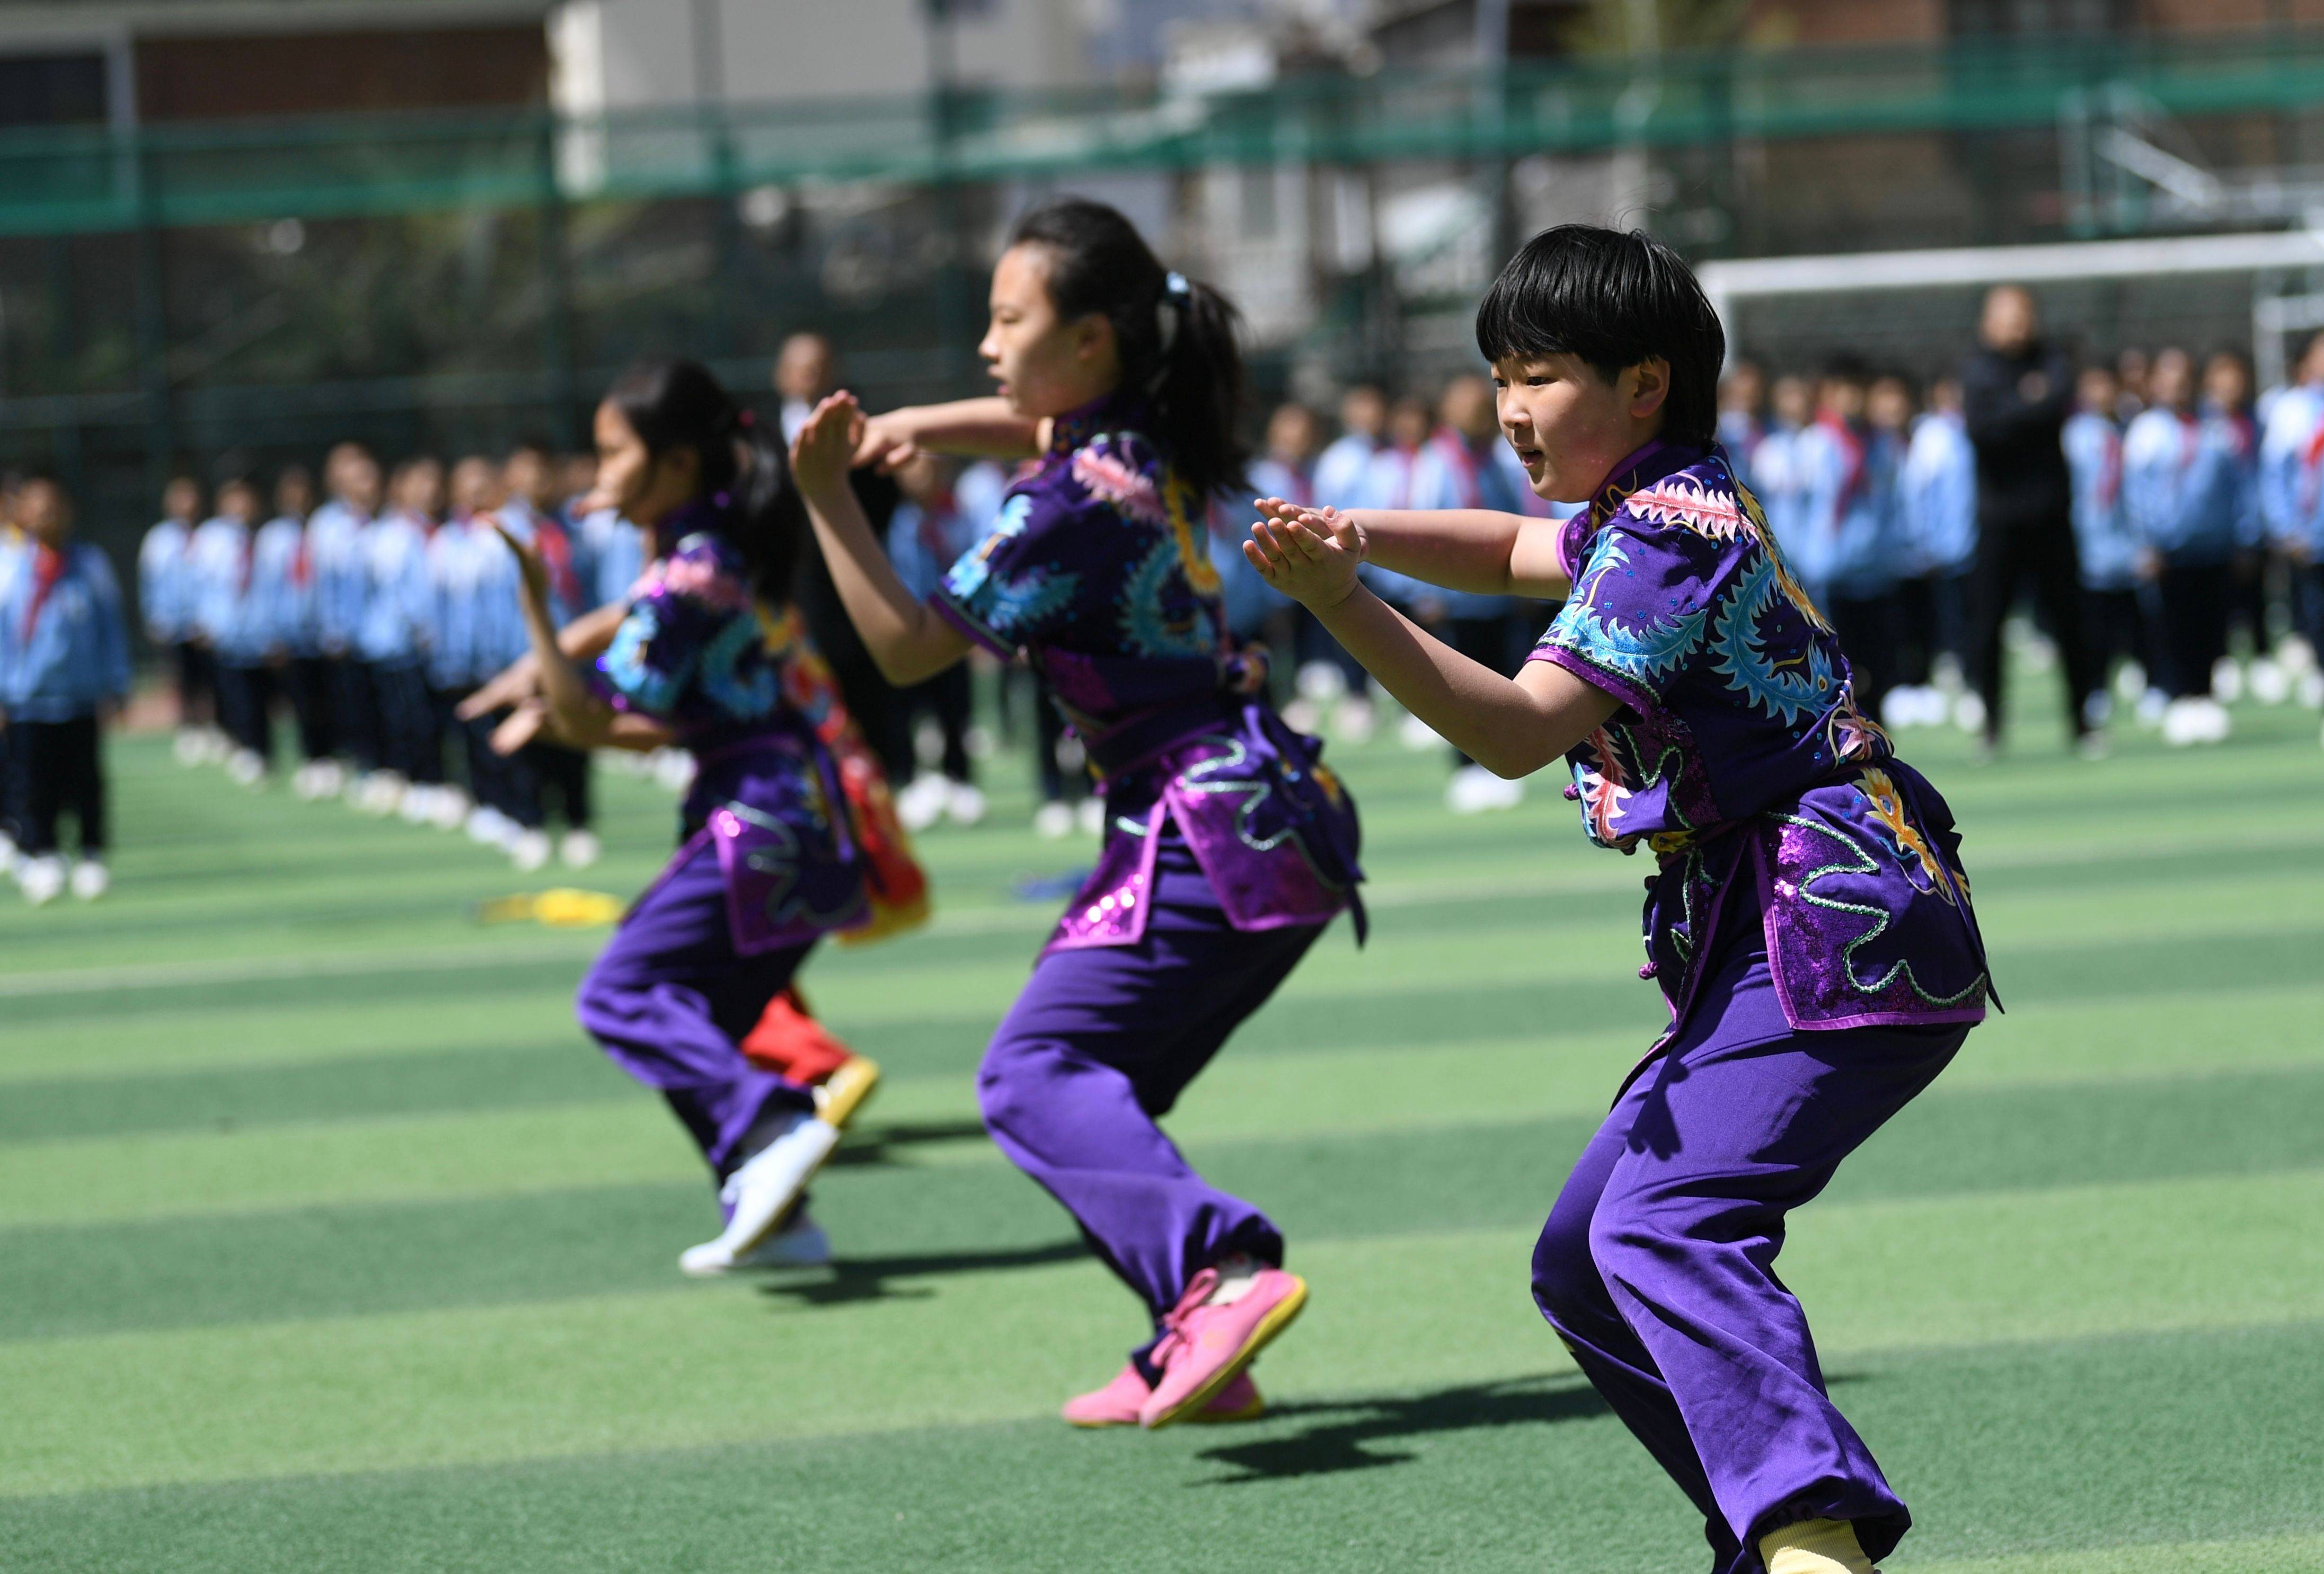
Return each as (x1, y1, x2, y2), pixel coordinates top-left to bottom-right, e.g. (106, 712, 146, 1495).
(1, 1169, 2317, 1498)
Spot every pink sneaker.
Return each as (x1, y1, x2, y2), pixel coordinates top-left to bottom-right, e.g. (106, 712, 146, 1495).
(1137, 1266, 1307, 1430)
(1062, 1362, 1265, 1427)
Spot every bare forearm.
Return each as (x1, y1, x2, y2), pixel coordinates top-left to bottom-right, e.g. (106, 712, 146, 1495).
(1348, 509, 1571, 600)
(799, 481, 966, 686)
(889, 399, 1042, 461)
(1310, 585, 1568, 777)
(560, 601, 628, 660)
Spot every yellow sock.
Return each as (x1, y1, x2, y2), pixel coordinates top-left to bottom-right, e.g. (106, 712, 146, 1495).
(1760, 1517, 1875, 1574)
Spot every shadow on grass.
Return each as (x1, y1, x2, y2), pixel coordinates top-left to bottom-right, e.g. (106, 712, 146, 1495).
(828, 1119, 993, 1168)
(1192, 1375, 1609, 1482)
(756, 1239, 1087, 1306)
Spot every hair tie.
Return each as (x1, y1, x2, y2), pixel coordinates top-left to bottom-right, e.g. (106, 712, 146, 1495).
(1154, 271, 1190, 378)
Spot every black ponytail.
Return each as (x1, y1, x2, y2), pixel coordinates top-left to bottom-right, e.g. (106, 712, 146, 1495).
(604, 358, 807, 601)
(1008, 197, 1250, 505)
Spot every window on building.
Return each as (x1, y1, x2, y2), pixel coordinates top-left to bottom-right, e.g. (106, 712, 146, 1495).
(0, 52, 108, 128)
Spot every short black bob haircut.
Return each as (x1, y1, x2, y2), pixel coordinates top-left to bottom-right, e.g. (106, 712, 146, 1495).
(1474, 225, 1725, 448)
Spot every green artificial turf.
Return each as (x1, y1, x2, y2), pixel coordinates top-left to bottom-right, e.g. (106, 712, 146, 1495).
(2, 680, 2319, 1572)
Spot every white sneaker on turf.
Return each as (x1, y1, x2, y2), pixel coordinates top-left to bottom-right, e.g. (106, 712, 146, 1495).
(1295, 660, 1347, 703)
(509, 829, 552, 871)
(895, 772, 949, 833)
(172, 729, 206, 766)
(2196, 696, 2233, 742)
(1399, 711, 1440, 750)
(559, 829, 602, 869)
(2302, 671, 2324, 710)
(652, 750, 695, 793)
(465, 805, 507, 845)
(429, 786, 471, 830)
(1445, 764, 1524, 814)
(680, 1209, 833, 1277)
(18, 855, 65, 906)
(2249, 657, 2291, 706)
(1952, 693, 1987, 735)
(2161, 697, 2203, 747)
(1076, 797, 1106, 836)
(2211, 657, 2244, 705)
(945, 780, 987, 826)
(1279, 696, 1321, 735)
(69, 860, 109, 901)
(679, 1110, 841, 1276)
(398, 784, 438, 824)
(1033, 800, 1074, 839)
(1333, 696, 1376, 745)
(225, 748, 266, 788)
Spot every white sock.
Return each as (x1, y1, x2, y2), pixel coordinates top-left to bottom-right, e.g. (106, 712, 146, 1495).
(1204, 1252, 1266, 1305)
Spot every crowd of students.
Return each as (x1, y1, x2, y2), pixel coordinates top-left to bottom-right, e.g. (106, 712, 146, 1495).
(1719, 304, 2324, 754)
(131, 440, 617, 875)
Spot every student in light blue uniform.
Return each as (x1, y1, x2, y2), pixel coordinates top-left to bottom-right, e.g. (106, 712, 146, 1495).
(491, 441, 598, 866)
(1896, 376, 1978, 705)
(1790, 359, 1904, 717)
(2122, 347, 2252, 720)
(0, 475, 130, 902)
(357, 457, 444, 801)
(188, 476, 281, 781)
(1304, 385, 1389, 707)
(308, 444, 381, 780)
(253, 466, 337, 792)
(138, 474, 210, 750)
(2259, 333, 2324, 677)
(2062, 365, 2146, 711)
(1715, 359, 1770, 493)
(1747, 373, 1815, 573)
(423, 456, 506, 828)
(1213, 401, 1316, 659)
(885, 453, 986, 828)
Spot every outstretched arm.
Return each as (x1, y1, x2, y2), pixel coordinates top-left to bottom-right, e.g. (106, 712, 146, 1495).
(795, 392, 974, 687)
(1256, 499, 1571, 600)
(854, 397, 1044, 474)
(491, 523, 673, 753)
(1245, 512, 1615, 779)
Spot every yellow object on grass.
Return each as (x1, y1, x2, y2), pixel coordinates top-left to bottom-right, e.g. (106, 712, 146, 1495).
(473, 889, 629, 928)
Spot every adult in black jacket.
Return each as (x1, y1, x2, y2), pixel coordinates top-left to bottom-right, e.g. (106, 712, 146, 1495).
(1961, 285, 2102, 755)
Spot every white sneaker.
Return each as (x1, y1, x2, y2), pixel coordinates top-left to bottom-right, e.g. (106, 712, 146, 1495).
(895, 773, 949, 833)
(1032, 800, 1074, 839)
(1279, 696, 1321, 735)
(2302, 671, 2324, 710)
(1445, 764, 1525, 814)
(17, 854, 65, 906)
(509, 829, 552, 871)
(397, 784, 438, 825)
(559, 829, 602, 869)
(2211, 657, 2244, 705)
(2249, 657, 2291, 706)
(2197, 696, 2233, 742)
(652, 750, 696, 794)
(465, 806, 509, 846)
(678, 1110, 841, 1276)
(944, 780, 987, 826)
(196, 727, 231, 764)
(2081, 691, 2114, 732)
(1952, 693, 1987, 735)
(429, 786, 471, 830)
(2161, 697, 2204, 747)
(69, 860, 109, 901)
(225, 749, 266, 788)
(2115, 661, 2147, 702)
(1334, 696, 1376, 745)
(1295, 660, 1348, 703)
(679, 1209, 832, 1277)
(2136, 688, 2169, 727)
(1399, 711, 1440, 750)
(1075, 797, 1106, 837)
(172, 729, 206, 766)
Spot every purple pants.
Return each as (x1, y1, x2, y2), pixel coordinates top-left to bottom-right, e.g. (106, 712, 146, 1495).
(978, 829, 1323, 1370)
(576, 836, 818, 1183)
(1532, 939, 1969, 1574)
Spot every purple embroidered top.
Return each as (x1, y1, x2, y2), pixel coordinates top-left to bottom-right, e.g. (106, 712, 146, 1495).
(593, 501, 868, 951)
(931, 391, 1363, 952)
(1529, 440, 1991, 1036)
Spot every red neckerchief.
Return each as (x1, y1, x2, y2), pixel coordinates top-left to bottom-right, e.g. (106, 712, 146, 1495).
(1815, 410, 1869, 527)
(1429, 428, 1491, 510)
(915, 488, 959, 560)
(22, 543, 64, 647)
(2091, 419, 2120, 509)
(236, 524, 254, 596)
(289, 520, 312, 588)
(533, 515, 583, 611)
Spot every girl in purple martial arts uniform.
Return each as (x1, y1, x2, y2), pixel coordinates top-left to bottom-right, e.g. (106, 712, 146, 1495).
(498, 359, 875, 1278)
(786, 198, 1365, 1431)
(1245, 226, 1992, 1574)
